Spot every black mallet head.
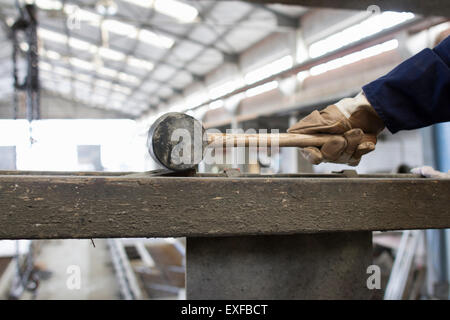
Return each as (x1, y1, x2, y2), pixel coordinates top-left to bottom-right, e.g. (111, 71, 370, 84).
(147, 112, 207, 171)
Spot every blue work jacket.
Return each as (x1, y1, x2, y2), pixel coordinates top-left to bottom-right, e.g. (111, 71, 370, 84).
(363, 36, 450, 133)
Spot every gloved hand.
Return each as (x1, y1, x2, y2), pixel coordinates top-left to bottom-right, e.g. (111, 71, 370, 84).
(411, 166, 450, 178)
(288, 91, 385, 166)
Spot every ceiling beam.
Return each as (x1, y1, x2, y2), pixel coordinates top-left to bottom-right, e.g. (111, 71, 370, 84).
(136, 5, 260, 115)
(160, 15, 424, 118)
(252, 3, 300, 28)
(127, 1, 220, 110)
(244, 0, 450, 17)
(38, 21, 194, 86)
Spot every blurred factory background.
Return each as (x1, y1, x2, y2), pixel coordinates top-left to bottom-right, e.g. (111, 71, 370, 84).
(0, 0, 449, 299)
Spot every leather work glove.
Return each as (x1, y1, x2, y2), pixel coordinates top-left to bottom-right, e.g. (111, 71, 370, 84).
(288, 91, 385, 166)
(411, 166, 450, 179)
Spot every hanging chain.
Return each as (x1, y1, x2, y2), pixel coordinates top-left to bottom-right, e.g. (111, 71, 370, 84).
(10, 3, 40, 123)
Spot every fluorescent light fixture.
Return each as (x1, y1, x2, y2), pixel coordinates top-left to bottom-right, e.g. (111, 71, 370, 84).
(154, 0, 198, 23)
(45, 50, 61, 60)
(244, 55, 293, 85)
(309, 12, 414, 58)
(103, 20, 138, 38)
(209, 79, 240, 100)
(69, 37, 97, 53)
(121, 0, 152, 8)
(99, 47, 125, 61)
(36, 0, 62, 10)
(310, 39, 399, 76)
(122, 0, 198, 22)
(118, 72, 140, 85)
(97, 67, 118, 78)
(138, 29, 174, 49)
(127, 57, 154, 70)
(70, 58, 94, 70)
(64, 4, 101, 25)
(245, 81, 278, 98)
(38, 28, 67, 43)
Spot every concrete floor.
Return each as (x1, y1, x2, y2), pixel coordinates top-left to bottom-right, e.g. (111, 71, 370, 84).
(34, 239, 120, 300)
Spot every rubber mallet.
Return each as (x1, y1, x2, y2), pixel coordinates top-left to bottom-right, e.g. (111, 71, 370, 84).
(147, 112, 348, 171)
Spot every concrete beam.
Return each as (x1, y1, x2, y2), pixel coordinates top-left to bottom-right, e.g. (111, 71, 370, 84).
(223, 53, 240, 64)
(255, 4, 300, 28)
(0, 172, 449, 239)
(0, 91, 133, 119)
(191, 74, 206, 83)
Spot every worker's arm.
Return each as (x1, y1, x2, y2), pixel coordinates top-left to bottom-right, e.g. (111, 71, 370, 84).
(363, 35, 450, 133)
(289, 35, 450, 165)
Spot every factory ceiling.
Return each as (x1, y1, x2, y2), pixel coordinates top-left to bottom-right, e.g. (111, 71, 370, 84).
(0, 0, 307, 118)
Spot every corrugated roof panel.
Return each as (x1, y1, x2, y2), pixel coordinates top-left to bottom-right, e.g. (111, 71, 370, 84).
(151, 64, 177, 82)
(157, 86, 174, 98)
(169, 71, 192, 88)
(0, 1, 309, 116)
(189, 25, 221, 45)
(135, 42, 168, 60)
(140, 81, 159, 92)
(222, 10, 277, 52)
(185, 48, 223, 75)
(170, 40, 204, 61)
(209, 1, 253, 24)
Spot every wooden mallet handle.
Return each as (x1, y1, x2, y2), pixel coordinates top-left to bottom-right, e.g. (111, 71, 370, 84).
(207, 133, 335, 148)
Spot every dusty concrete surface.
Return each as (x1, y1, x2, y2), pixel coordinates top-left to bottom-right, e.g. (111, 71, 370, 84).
(187, 232, 373, 299)
(1, 175, 449, 239)
(34, 239, 120, 300)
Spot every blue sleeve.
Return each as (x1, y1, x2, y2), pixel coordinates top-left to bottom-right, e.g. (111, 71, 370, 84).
(362, 36, 450, 133)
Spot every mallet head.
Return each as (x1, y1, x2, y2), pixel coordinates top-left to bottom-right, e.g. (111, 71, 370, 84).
(147, 112, 206, 171)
